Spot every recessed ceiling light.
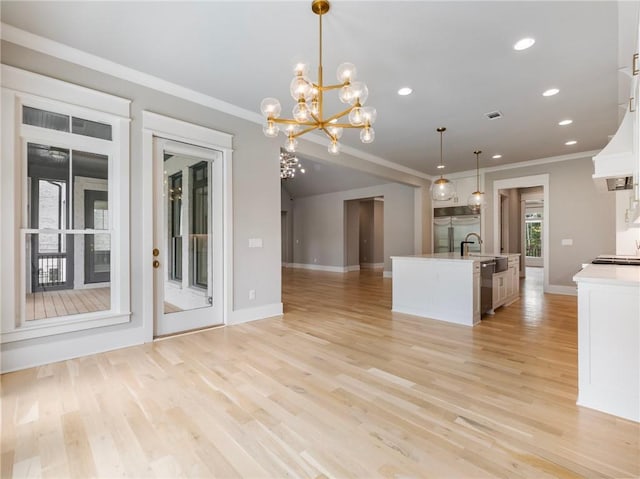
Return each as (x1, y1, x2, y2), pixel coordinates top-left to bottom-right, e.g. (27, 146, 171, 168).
(436, 164, 445, 169)
(542, 88, 560, 97)
(565, 140, 577, 145)
(513, 38, 535, 51)
(492, 154, 502, 159)
(558, 119, 573, 126)
(397, 87, 413, 96)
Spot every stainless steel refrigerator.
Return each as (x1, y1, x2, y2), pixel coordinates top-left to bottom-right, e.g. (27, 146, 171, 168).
(433, 206, 481, 254)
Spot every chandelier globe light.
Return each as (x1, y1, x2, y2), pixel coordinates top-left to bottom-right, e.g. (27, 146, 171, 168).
(468, 150, 486, 212)
(260, 0, 376, 156)
(280, 151, 305, 180)
(430, 127, 456, 201)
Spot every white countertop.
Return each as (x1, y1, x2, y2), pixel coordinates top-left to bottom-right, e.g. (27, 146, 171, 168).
(391, 252, 519, 263)
(573, 263, 640, 286)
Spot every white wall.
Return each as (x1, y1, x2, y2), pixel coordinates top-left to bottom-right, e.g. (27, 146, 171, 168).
(292, 183, 416, 273)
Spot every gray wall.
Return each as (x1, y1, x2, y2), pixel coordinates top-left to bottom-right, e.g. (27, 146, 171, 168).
(359, 201, 374, 264)
(1, 41, 282, 319)
(345, 200, 360, 267)
(485, 156, 615, 287)
(373, 200, 384, 263)
(292, 183, 416, 272)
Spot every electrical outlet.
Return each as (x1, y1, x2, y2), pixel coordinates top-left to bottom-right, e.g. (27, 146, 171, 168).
(249, 289, 256, 300)
(313, 258, 318, 263)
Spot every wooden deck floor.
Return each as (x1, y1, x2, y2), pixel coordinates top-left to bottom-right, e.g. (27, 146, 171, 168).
(25, 287, 110, 321)
(2, 269, 638, 478)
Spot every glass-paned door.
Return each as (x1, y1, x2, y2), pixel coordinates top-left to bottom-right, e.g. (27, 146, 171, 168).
(153, 138, 223, 336)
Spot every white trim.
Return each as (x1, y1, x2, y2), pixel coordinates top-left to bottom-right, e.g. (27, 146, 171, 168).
(289, 263, 352, 273)
(1, 63, 130, 117)
(546, 285, 578, 296)
(345, 265, 361, 272)
(383, 270, 392, 278)
(228, 303, 283, 325)
(0, 25, 432, 181)
(428, 150, 600, 181)
(1, 324, 145, 373)
(493, 175, 550, 293)
(141, 111, 233, 341)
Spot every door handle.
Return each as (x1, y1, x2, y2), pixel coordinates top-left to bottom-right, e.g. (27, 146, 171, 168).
(153, 260, 160, 269)
(153, 248, 160, 257)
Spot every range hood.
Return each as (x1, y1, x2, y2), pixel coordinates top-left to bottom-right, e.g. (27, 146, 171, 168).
(592, 109, 634, 191)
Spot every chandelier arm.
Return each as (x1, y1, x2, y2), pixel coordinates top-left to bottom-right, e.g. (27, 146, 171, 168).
(323, 105, 355, 124)
(315, 82, 347, 92)
(319, 127, 337, 142)
(292, 124, 322, 138)
(327, 124, 365, 129)
(271, 118, 317, 126)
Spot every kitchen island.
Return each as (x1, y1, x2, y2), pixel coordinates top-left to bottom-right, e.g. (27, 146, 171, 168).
(391, 253, 520, 326)
(573, 263, 640, 422)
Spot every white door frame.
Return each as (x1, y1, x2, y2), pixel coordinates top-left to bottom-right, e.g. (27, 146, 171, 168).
(141, 111, 233, 341)
(493, 174, 549, 292)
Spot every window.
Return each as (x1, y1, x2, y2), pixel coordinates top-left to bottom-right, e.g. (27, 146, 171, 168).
(190, 162, 208, 289)
(1, 66, 130, 342)
(168, 172, 183, 281)
(525, 211, 542, 258)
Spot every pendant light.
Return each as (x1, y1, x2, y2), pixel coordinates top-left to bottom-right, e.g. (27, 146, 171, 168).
(468, 150, 485, 212)
(431, 127, 455, 201)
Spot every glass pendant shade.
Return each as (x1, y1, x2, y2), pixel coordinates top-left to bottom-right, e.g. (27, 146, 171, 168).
(349, 81, 368, 105)
(467, 150, 485, 211)
(293, 62, 309, 76)
(336, 62, 357, 83)
(285, 137, 298, 152)
(361, 106, 377, 125)
(360, 127, 375, 143)
(349, 107, 363, 126)
(293, 102, 310, 121)
(339, 85, 354, 104)
(328, 140, 341, 155)
(290, 76, 312, 101)
(327, 125, 343, 139)
(263, 121, 279, 138)
(431, 126, 456, 201)
(468, 191, 485, 211)
(260, 98, 281, 119)
(431, 177, 455, 201)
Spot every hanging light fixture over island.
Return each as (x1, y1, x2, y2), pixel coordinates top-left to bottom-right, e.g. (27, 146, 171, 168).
(468, 150, 485, 212)
(430, 127, 456, 201)
(260, 0, 376, 156)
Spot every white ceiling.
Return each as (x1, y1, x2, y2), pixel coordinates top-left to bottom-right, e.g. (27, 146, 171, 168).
(0, 1, 623, 176)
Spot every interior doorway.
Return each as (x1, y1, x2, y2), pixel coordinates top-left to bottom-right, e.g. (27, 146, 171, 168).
(345, 197, 384, 272)
(493, 175, 549, 292)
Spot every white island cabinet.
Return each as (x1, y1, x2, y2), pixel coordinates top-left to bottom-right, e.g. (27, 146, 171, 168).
(573, 265, 640, 422)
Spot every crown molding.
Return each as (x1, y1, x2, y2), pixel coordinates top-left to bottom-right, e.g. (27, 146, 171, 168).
(1, 22, 429, 182)
(427, 149, 601, 181)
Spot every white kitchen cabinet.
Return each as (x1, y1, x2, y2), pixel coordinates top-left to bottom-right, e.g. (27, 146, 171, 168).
(493, 256, 520, 310)
(473, 264, 480, 323)
(573, 265, 640, 422)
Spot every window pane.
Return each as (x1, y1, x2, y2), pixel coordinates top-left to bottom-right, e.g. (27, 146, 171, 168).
(191, 162, 208, 288)
(23, 106, 69, 132)
(72, 117, 112, 141)
(25, 233, 111, 321)
(169, 173, 182, 281)
(72, 151, 109, 229)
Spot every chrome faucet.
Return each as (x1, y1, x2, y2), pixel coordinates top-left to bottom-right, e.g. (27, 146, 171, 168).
(461, 232, 483, 256)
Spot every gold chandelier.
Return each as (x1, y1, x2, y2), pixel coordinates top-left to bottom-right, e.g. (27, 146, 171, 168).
(260, 0, 376, 156)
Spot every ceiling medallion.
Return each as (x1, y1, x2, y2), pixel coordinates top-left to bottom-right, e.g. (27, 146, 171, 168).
(261, 0, 376, 156)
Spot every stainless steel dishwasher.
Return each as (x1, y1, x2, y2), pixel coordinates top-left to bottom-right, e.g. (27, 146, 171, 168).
(480, 260, 495, 314)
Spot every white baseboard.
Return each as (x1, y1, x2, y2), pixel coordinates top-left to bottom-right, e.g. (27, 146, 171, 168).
(0, 325, 147, 373)
(546, 284, 578, 296)
(360, 262, 384, 270)
(228, 302, 283, 325)
(345, 265, 361, 272)
(383, 270, 392, 278)
(289, 263, 351, 273)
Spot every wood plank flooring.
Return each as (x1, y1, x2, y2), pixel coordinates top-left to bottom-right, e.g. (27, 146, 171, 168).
(2, 268, 638, 478)
(25, 287, 110, 321)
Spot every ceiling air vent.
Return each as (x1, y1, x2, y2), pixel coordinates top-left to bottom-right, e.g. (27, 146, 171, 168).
(484, 110, 503, 120)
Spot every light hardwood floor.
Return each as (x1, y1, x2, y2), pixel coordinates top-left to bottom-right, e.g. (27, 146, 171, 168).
(2, 269, 638, 478)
